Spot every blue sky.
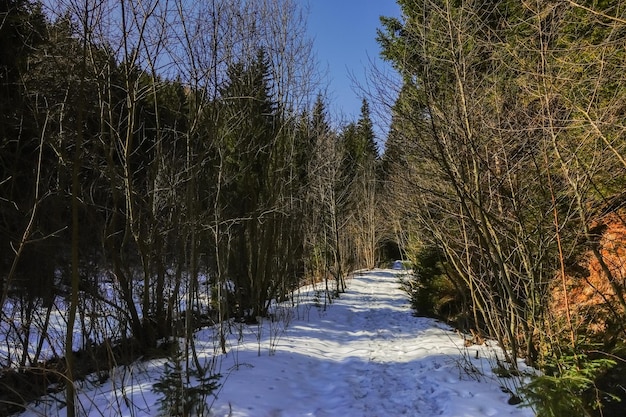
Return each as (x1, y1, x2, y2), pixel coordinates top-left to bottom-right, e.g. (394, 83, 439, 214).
(302, 0, 401, 140)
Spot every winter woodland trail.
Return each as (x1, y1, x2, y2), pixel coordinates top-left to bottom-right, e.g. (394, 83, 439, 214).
(17, 269, 535, 416)
(209, 269, 535, 417)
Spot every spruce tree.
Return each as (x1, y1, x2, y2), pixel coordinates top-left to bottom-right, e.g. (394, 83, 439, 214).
(217, 48, 292, 321)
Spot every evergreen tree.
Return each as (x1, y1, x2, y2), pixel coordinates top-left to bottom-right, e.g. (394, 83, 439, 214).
(356, 99, 378, 159)
(0, 0, 46, 135)
(341, 99, 378, 183)
(337, 99, 379, 269)
(217, 48, 297, 320)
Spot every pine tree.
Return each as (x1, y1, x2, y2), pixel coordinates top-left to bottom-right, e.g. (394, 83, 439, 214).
(216, 48, 299, 321)
(153, 342, 221, 417)
(337, 99, 379, 269)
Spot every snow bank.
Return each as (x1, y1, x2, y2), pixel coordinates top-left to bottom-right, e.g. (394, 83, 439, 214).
(16, 269, 535, 417)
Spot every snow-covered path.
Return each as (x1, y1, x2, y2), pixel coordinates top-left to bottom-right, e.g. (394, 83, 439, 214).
(209, 270, 534, 417)
(17, 269, 535, 417)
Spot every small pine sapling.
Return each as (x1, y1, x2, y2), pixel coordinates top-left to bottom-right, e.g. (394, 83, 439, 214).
(152, 341, 221, 416)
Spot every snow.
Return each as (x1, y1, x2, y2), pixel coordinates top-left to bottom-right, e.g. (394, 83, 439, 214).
(16, 269, 536, 417)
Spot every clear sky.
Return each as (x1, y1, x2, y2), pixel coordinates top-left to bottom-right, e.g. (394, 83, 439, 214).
(302, 0, 401, 141)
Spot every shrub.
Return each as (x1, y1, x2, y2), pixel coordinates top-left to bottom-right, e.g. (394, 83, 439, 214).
(520, 352, 618, 417)
(402, 245, 461, 320)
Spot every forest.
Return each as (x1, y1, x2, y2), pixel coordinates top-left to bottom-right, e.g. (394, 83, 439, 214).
(378, 0, 626, 415)
(1, 0, 626, 416)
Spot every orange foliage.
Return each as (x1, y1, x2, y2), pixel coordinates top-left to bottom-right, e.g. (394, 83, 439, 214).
(550, 210, 626, 336)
